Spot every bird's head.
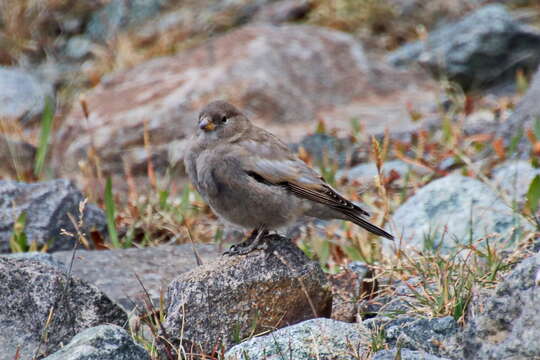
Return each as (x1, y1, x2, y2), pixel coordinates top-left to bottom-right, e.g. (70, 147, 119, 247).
(197, 101, 250, 141)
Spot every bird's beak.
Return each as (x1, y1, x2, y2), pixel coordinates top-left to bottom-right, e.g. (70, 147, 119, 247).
(199, 116, 216, 131)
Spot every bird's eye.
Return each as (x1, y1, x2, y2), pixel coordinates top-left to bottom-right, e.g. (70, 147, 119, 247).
(221, 115, 228, 123)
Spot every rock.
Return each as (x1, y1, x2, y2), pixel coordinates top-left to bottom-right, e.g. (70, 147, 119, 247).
(373, 348, 451, 360)
(387, 5, 540, 90)
(388, 174, 532, 254)
(43, 325, 149, 360)
(366, 316, 459, 357)
(0, 135, 36, 178)
(492, 160, 540, 203)
(0, 179, 107, 253)
(330, 261, 375, 322)
(254, 0, 312, 24)
(64, 35, 94, 60)
(51, 244, 220, 310)
(163, 235, 332, 354)
(56, 24, 436, 177)
(3, 252, 66, 271)
(461, 252, 540, 359)
(0, 257, 127, 360)
(225, 318, 368, 360)
(0, 67, 54, 124)
(496, 64, 540, 152)
(86, 0, 170, 42)
(336, 160, 430, 184)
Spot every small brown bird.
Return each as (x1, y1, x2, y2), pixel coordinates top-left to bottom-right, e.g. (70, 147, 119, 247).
(184, 101, 394, 254)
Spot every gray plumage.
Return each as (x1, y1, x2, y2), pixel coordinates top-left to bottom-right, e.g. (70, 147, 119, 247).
(184, 101, 394, 246)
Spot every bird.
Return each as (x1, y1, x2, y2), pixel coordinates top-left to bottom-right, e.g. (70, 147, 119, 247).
(184, 100, 394, 255)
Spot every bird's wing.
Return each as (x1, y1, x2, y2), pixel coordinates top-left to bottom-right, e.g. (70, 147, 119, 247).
(235, 127, 370, 217)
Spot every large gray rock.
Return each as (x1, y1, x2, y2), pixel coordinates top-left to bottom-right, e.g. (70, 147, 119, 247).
(461, 252, 540, 359)
(225, 318, 368, 360)
(43, 325, 149, 360)
(387, 5, 540, 90)
(492, 160, 540, 204)
(163, 235, 332, 354)
(0, 179, 107, 253)
(0, 67, 54, 124)
(388, 174, 532, 254)
(51, 244, 220, 310)
(0, 257, 127, 360)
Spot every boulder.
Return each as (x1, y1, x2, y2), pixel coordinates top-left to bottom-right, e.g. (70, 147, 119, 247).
(388, 174, 532, 254)
(163, 235, 332, 354)
(0, 257, 127, 360)
(43, 325, 149, 360)
(461, 252, 540, 359)
(225, 318, 368, 360)
(387, 4, 540, 90)
(0, 179, 107, 253)
(0, 67, 54, 124)
(55, 24, 436, 177)
(51, 244, 221, 310)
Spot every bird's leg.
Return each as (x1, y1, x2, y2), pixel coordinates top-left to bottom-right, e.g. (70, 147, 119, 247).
(224, 226, 268, 256)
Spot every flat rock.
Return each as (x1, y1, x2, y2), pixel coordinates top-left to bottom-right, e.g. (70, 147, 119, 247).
(3, 251, 66, 271)
(55, 24, 436, 177)
(225, 318, 368, 360)
(461, 252, 540, 359)
(0, 257, 127, 360)
(163, 235, 332, 354)
(51, 244, 221, 310)
(43, 325, 149, 360)
(388, 174, 532, 254)
(0, 179, 107, 253)
(387, 4, 540, 90)
(0, 67, 54, 124)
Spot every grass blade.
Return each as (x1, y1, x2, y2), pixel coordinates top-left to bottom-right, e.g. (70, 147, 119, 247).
(527, 174, 540, 213)
(34, 97, 55, 177)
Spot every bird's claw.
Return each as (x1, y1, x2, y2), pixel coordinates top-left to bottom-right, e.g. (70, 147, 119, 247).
(223, 228, 269, 256)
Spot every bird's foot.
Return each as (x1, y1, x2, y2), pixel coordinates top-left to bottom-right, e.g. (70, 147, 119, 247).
(224, 229, 269, 256)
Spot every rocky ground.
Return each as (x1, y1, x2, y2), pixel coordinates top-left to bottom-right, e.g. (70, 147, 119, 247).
(1, 0, 540, 359)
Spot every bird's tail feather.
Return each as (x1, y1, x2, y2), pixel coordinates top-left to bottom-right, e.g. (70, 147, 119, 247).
(343, 210, 394, 240)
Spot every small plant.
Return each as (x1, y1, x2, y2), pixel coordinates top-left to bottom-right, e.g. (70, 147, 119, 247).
(9, 212, 29, 252)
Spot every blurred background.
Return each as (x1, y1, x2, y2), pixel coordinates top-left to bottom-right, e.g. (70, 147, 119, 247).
(1, 0, 540, 260)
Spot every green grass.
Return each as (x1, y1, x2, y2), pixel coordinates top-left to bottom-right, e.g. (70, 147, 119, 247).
(34, 97, 55, 178)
